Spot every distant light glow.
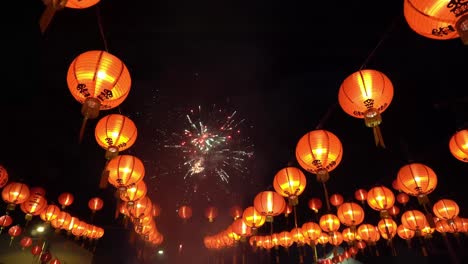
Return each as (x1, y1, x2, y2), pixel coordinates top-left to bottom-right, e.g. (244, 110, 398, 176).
(36, 226, 45, 233)
(158, 249, 164, 255)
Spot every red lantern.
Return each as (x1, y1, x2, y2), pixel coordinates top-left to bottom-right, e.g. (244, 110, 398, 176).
(366, 185, 395, 217)
(88, 197, 104, 212)
(31, 245, 42, 256)
(396, 163, 438, 197)
(0, 165, 8, 188)
(40, 204, 60, 223)
(120, 181, 147, 206)
(50, 259, 62, 264)
(107, 155, 145, 191)
(58, 192, 74, 209)
(205, 206, 218, 222)
(396, 192, 410, 205)
(308, 198, 322, 213)
(295, 129, 343, 182)
(330, 193, 344, 207)
(354, 189, 368, 204)
(403, 0, 468, 45)
(178, 205, 192, 220)
(0, 215, 13, 234)
(432, 199, 460, 221)
(449, 129, 468, 162)
(273, 166, 307, 205)
(20, 194, 48, 221)
(20, 236, 33, 249)
(40, 251, 52, 262)
(66, 50, 132, 141)
(95, 114, 138, 159)
(8, 225, 22, 246)
(337, 202, 365, 227)
(152, 203, 161, 218)
(229, 205, 243, 220)
(338, 69, 394, 148)
(2, 182, 30, 212)
(253, 191, 287, 222)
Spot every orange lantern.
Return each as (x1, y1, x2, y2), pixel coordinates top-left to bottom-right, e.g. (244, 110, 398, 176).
(330, 193, 344, 207)
(95, 114, 138, 160)
(242, 206, 266, 230)
(357, 224, 379, 243)
(120, 180, 147, 206)
(389, 205, 400, 217)
(396, 163, 437, 198)
(432, 199, 460, 221)
(377, 218, 398, 240)
(58, 192, 74, 209)
(205, 206, 218, 222)
(40, 0, 101, 33)
(52, 211, 72, 231)
(40, 204, 60, 223)
(366, 185, 395, 218)
(273, 167, 307, 206)
(231, 218, 252, 237)
(403, 0, 468, 45)
(401, 210, 427, 232)
(88, 197, 104, 212)
(308, 198, 322, 213)
(319, 213, 341, 232)
(301, 222, 322, 242)
(128, 196, 153, 219)
(354, 189, 368, 205)
(0, 165, 8, 188)
(328, 231, 344, 246)
(338, 69, 394, 148)
(107, 155, 145, 191)
(20, 236, 33, 249)
(230, 205, 243, 220)
(277, 231, 293, 248)
(178, 205, 192, 220)
(337, 202, 365, 228)
(8, 225, 22, 246)
(449, 129, 468, 162)
(253, 191, 286, 222)
(397, 224, 415, 240)
(151, 203, 161, 218)
(1, 182, 30, 212)
(396, 192, 410, 205)
(295, 129, 343, 182)
(20, 194, 48, 222)
(283, 203, 293, 217)
(0, 215, 13, 234)
(66, 50, 132, 141)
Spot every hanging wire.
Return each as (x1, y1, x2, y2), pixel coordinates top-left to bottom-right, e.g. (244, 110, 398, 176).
(96, 5, 109, 52)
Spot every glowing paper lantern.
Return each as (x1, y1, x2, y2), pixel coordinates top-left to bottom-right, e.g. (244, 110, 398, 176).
(88, 197, 104, 212)
(58, 192, 74, 209)
(0, 165, 8, 188)
(205, 206, 218, 223)
(66, 50, 132, 142)
(396, 163, 438, 197)
(338, 69, 394, 148)
(120, 180, 147, 206)
(449, 129, 468, 162)
(273, 167, 307, 205)
(432, 199, 459, 221)
(95, 114, 138, 159)
(107, 155, 145, 191)
(403, 0, 468, 44)
(1, 182, 30, 212)
(253, 191, 286, 222)
(178, 205, 192, 220)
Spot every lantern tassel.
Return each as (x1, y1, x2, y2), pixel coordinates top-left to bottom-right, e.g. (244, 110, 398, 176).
(79, 116, 89, 143)
(372, 125, 386, 148)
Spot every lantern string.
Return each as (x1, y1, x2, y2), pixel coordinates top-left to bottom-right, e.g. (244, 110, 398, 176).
(96, 5, 109, 52)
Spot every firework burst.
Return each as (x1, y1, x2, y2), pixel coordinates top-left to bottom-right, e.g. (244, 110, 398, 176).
(164, 104, 254, 184)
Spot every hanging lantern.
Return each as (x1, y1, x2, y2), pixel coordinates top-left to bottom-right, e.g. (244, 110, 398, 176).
(283, 203, 293, 217)
(377, 218, 398, 240)
(389, 205, 400, 217)
(366, 185, 395, 219)
(120, 180, 147, 206)
(253, 191, 287, 222)
(401, 210, 427, 233)
(40, 0, 101, 33)
(295, 129, 343, 182)
(88, 197, 104, 212)
(95, 114, 138, 160)
(58, 192, 74, 210)
(231, 218, 252, 237)
(0, 215, 13, 234)
(396, 192, 410, 206)
(354, 189, 368, 205)
(397, 224, 415, 241)
(432, 199, 460, 222)
(178, 205, 192, 220)
(66, 50, 132, 142)
(308, 198, 323, 213)
(449, 129, 468, 162)
(20, 194, 48, 222)
(296, 129, 343, 211)
(152, 203, 161, 218)
(319, 213, 341, 232)
(338, 69, 394, 148)
(337, 202, 365, 228)
(107, 155, 145, 191)
(242, 206, 266, 231)
(51, 211, 72, 232)
(204, 206, 218, 223)
(1, 182, 30, 212)
(229, 205, 243, 220)
(277, 231, 294, 248)
(403, 0, 468, 45)
(40, 204, 60, 223)
(330, 193, 344, 207)
(20, 236, 33, 249)
(8, 225, 22, 246)
(273, 166, 307, 206)
(0, 165, 8, 188)
(128, 196, 153, 220)
(50, 259, 62, 264)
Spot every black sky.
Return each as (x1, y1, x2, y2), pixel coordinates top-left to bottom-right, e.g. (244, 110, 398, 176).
(2, 0, 467, 263)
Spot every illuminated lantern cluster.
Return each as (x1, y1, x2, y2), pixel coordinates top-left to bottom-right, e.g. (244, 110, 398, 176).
(338, 69, 394, 148)
(403, 0, 468, 45)
(66, 50, 132, 142)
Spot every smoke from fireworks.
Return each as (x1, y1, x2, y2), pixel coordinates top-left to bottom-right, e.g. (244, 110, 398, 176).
(164, 105, 254, 184)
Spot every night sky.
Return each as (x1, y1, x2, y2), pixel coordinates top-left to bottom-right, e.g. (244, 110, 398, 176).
(2, 0, 467, 263)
